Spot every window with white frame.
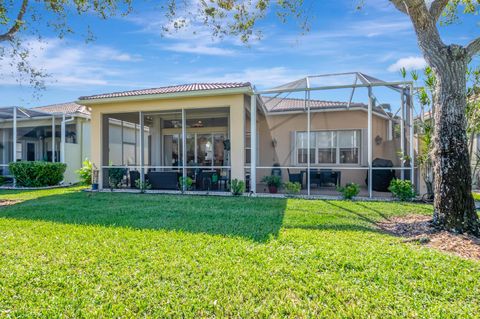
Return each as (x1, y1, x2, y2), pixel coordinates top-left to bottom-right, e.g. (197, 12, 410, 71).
(296, 132, 316, 164)
(296, 130, 360, 165)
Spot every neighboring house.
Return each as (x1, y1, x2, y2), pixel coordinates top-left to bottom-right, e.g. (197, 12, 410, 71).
(78, 80, 408, 195)
(32, 102, 91, 183)
(0, 102, 90, 184)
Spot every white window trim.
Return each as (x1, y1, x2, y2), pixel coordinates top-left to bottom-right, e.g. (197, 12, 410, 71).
(294, 129, 362, 167)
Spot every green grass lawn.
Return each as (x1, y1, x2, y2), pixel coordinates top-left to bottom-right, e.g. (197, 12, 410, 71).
(0, 187, 479, 318)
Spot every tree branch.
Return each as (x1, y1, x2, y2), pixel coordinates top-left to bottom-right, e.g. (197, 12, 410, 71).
(0, 0, 29, 42)
(389, 0, 409, 15)
(466, 37, 480, 59)
(429, 0, 449, 22)
(390, 0, 431, 15)
(390, 0, 445, 56)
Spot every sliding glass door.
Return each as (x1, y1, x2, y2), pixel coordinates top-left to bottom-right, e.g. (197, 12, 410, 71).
(162, 132, 226, 168)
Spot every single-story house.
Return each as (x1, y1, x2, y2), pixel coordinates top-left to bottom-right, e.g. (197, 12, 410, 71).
(77, 75, 414, 196)
(0, 102, 151, 184)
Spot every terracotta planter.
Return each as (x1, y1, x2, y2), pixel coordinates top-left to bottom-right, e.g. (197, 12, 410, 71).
(268, 185, 278, 193)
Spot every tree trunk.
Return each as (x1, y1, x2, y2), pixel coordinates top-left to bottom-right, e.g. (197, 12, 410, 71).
(431, 47, 479, 235)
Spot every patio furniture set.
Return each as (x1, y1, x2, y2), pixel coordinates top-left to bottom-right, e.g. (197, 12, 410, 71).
(126, 169, 229, 191)
(284, 168, 342, 189)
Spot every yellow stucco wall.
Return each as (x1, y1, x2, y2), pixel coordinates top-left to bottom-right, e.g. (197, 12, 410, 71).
(88, 94, 246, 188)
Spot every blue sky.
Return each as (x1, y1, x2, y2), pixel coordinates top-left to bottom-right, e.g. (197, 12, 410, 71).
(0, 0, 478, 109)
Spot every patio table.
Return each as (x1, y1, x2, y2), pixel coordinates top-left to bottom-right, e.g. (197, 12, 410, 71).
(301, 170, 342, 187)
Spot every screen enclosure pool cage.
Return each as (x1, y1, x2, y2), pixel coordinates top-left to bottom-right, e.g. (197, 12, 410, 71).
(0, 106, 71, 182)
(249, 72, 416, 198)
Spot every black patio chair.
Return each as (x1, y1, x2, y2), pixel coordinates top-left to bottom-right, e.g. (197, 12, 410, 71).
(308, 168, 321, 188)
(129, 170, 140, 188)
(196, 170, 218, 191)
(271, 163, 282, 178)
(287, 168, 304, 188)
(319, 169, 338, 187)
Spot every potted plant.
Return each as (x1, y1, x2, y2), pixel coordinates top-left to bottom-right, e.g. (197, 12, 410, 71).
(262, 175, 282, 193)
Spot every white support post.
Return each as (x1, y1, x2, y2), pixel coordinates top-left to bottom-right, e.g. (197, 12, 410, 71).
(13, 107, 17, 161)
(367, 87, 373, 198)
(139, 112, 145, 184)
(13, 106, 17, 186)
(121, 121, 124, 165)
(51, 116, 56, 162)
(400, 89, 405, 180)
(409, 84, 415, 189)
(1, 123, 8, 173)
(181, 108, 187, 191)
(307, 90, 311, 197)
(250, 94, 257, 194)
(60, 114, 66, 163)
(12, 107, 17, 186)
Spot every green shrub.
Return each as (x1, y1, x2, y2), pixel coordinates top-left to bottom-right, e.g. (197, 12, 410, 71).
(135, 179, 151, 193)
(230, 179, 245, 195)
(388, 179, 416, 201)
(76, 159, 93, 185)
(284, 181, 301, 195)
(108, 167, 126, 190)
(0, 175, 5, 186)
(179, 176, 193, 192)
(9, 161, 66, 187)
(337, 183, 360, 200)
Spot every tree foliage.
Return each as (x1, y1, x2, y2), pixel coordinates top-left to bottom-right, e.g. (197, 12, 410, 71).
(410, 65, 479, 198)
(160, 0, 310, 43)
(0, 0, 132, 90)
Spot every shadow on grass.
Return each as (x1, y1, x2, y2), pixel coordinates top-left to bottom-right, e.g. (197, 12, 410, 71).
(280, 199, 400, 234)
(323, 200, 379, 225)
(282, 223, 377, 233)
(0, 191, 287, 242)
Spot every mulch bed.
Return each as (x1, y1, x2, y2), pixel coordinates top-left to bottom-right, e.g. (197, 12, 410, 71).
(377, 215, 480, 260)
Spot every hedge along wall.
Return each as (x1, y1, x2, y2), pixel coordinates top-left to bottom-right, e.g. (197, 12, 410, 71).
(9, 161, 67, 187)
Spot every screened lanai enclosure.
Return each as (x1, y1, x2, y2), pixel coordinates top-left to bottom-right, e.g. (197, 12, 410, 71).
(248, 72, 416, 198)
(95, 73, 416, 198)
(102, 107, 232, 191)
(0, 106, 72, 180)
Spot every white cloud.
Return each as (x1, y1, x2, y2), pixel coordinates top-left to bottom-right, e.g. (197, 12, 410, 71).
(387, 56, 426, 72)
(0, 38, 141, 87)
(171, 66, 305, 88)
(163, 43, 236, 56)
(126, 5, 244, 56)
